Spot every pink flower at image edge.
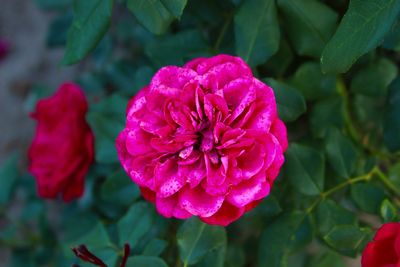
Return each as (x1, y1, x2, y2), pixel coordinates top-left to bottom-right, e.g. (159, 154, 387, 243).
(28, 83, 94, 201)
(362, 222, 400, 267)
(116, 54, 288, 226)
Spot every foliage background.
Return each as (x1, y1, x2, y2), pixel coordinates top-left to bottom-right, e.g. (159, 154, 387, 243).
(1, 0, 400, 266)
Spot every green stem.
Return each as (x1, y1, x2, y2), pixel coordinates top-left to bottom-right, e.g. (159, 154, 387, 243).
(374, 167, 400, 196)
(336, 78, 397, 162)
(337, 77, 362, 146)
(306, 167, 400, 214)
(306, 170, 374, 214)
(213, 12, 233, 52)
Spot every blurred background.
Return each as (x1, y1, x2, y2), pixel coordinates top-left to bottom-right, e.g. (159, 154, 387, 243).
(0, 1, 78, 264)
(0, 0, 78, 165)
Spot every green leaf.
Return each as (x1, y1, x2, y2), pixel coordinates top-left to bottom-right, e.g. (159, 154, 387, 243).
(286, 144, 325, 196)
(265, 78, 306, 122)
(383, 19, 400, 51)
(127, 0, 174, 34)
(0, 154, 19, 205)
(265, 38, 294, 77)
(388, 162, 400, 188)
(160, 0, 187, 18)
(323, 225, 371, 257)
(143, 239, 168, 256)
(177, 218, 227, 266)
(193, 245, 226, 267)
(310, 97, 345, 138)
(105, 61, 138, 94)
(62, 0, 113, 65)
(225, 245, 245, 267)
(145, 29, 209, 67)
(100, 169, 140, 206)
(46, 13, 73, 48)
(380, 199, 398, 222)
(308, 251, 346, 267)
(289, 62, 337, 101)
(117, 202, 155, 247)
(384, 77, 400, 152)
(62, 218, 118, 267)
(351, 183, 386, 214)
(126, 256, 168, 267)
(10, 250, 36, 267)
(235, 0, 280, 66)
(325, 128, 357, 178)
(277, 0, 338, 58)
(252, 195, 282, 219)
(321, 0, 400, 73)
(134, 66, 155, 90)
(87, 94, 127, 164)
(316, 199, 357, 236)
(258, 211, 313, 267)
(350, 58, 397, 97)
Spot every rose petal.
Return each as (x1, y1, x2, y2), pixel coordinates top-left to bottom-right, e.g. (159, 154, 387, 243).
(150, 66, 197, 93)
(155, 158, 185, 198)
(362, 243, 379, 267)
(225, 79, 257, 124)
(236, 143, 266, 179)
(125, 128, 154, 156)
(226, 173, 270, 207)
(194, 54, 252, 77)
(242, 79, 277, 132)
(180, 186, 224, 217)
(200, 201, 245, 226)
(204, 94, 229, 122)
(374, 223, 400, 241)
(140, 187, 156, 203)
(156, 194, 192, 219)
(271, 119, 288, 152)
(204, 154, 227, 186)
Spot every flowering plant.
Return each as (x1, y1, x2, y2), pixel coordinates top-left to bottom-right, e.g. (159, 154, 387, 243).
(1, 0, 400, 267)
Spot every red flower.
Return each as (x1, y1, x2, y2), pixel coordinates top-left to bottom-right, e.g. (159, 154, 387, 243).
(28, 83, 94, 201)
(362, 222, 400, 267)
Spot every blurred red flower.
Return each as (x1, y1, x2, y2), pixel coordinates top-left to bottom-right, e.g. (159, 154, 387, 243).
(362, 222, 400, 267)
(28, 82, 94, 201)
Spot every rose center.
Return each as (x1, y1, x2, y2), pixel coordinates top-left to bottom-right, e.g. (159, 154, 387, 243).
(198, 129, 213, 152)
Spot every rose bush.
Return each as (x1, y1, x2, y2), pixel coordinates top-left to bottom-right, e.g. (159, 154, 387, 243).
(362, 223, 400, 267)
(116, 55, 287, 226)
(1, 0, 400, 266)
(28, 82, 94, 201)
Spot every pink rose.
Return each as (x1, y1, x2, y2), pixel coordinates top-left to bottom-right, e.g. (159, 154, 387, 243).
(28, 83, 94, 201)
(116, 55, 287, 226)
(362, 222, 400, 267)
